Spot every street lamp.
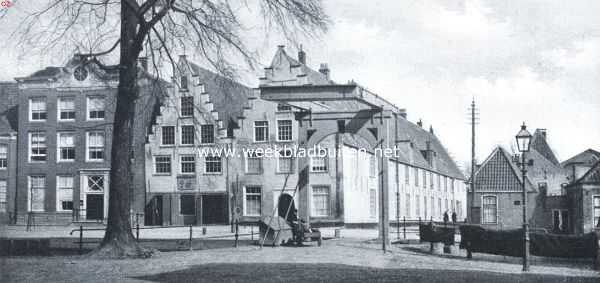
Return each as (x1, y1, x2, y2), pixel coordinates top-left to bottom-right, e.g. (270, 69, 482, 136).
(515, 122, 532, 272)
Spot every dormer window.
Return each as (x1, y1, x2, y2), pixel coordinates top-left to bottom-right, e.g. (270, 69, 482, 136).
(277, 103, 291, 112)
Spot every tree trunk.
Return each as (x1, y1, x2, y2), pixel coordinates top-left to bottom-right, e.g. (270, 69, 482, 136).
(89, 1, 153, 258)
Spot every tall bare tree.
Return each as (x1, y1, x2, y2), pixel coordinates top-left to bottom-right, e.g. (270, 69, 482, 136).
(2, 0, 328, 258)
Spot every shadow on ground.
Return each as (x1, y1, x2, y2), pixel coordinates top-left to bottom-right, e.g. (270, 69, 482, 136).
(399, 245, 596, 271)
(134, 263, 599, 283)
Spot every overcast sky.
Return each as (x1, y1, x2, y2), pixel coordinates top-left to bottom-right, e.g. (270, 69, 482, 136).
(1, 0, 599, 169)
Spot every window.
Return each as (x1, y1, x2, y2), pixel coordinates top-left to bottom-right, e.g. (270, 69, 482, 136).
(369, 155, 377, 178)
(444, 176, 448, 192)
(438, 198, 442, 218)
(181, 125, 195, 145)
(30, 98, 47, 121)
(87, 96, 105, 120)
(277, 120, 292, 141)
(86, 132, 105, 161)
(437, 174, 441, 190)
(30, 132, 47, 162)
(424, 196, 428, 219)
(253, 121, 268, 142)
(594, 196, 600, 228)
(180, 155, 195, 174)
(180, 76, 188, 90)
(200, 125, 214, 144)
(161, 126, 175, 145)
(29, 176, 45, 212)
(277, 150, 294, 173)
(0, 180, 6, 212)
(369, 188, 377, 218)
(414, 168, 419, 187)
(312, 186, 330, 217)
(430, 196, 435, 219)
(405, 193, 411, 217)
(245, 151, 262, 174)
(404, 165, 410, 185)
(482, 195, 497, 224)
(154, 156, 171, 174)
(180, 96, 193, 117)
(56, 176, 73, 211)
(205, 155, 222, 173)
(180, 195, 195, 215)
(0, 145, 7, 169)
(58, 97, 75, 120)
(244, 186, 261, 216)
(415, 194, 420, 217)
(552, 209, 569, 232)
(430, 172, 434, 189)
(450, 178, 455, 193)
(57, 133, 75, 161)
(87, 175, 105, 192)
(423, 171, 428, 189)
(311, 156, 327, 172)
(277, 103, 291, 111)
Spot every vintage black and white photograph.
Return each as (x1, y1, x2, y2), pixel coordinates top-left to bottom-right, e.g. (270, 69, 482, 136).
(0, 0, 599, 282)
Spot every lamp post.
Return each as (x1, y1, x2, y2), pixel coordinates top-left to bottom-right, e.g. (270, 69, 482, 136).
(515, 122, 532, 272)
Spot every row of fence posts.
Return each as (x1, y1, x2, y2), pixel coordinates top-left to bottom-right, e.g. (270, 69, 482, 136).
(393, 216, 422, 240)
(75, 220, 255, 254)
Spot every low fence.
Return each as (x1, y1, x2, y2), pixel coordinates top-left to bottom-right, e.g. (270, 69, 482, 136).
(66, 221, 257, 254)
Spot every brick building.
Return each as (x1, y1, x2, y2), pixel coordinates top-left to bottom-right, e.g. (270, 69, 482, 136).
(564, 150, 600, 234)
(145, 47, 467, 227)
(467, 129, 598, 234)
(0, 82, 18, 224)
(10, 56, 162, 225)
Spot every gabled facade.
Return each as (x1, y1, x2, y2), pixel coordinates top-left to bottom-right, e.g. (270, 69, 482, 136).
(468, 146, 537, 228)
(565, 152, 600, 234)
(562, 149, 600, 184)
(468, 130, 574, 233)
(144, 46, 467, 227)
(11, 56, 162, 225)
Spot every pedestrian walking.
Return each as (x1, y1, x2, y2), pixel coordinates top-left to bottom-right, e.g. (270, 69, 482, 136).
(451, 211, 457, 224)
(443, 210, 449, 226)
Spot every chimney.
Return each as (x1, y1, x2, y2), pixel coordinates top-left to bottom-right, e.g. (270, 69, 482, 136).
(298, 46, 306, 65)
(417, 119, 423, 128)
(319, 63, 330, 80)
(429, 125, 434, 135)
(138, 57, 148, 72)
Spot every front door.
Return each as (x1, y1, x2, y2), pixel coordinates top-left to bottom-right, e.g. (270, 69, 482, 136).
(202, 195, 228, 224)
(86, 194, 104, 220)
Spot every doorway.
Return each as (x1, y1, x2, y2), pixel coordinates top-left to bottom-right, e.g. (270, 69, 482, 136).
(201, 194, 228, 225)
(86, 194, 104, 220)
(145, 195, 163, 226)
(278, 193, 297, 222)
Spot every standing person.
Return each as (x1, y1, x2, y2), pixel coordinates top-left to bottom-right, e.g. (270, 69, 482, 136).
(451, 211, 457, 224)
(443, 210, 449, 226)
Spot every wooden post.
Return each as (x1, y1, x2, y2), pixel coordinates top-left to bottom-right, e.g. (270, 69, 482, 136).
(403, 216, 406, 239)
(79, 225, 83, 255)
(234, 219, 239, 248)
(189, 225, 193, 251)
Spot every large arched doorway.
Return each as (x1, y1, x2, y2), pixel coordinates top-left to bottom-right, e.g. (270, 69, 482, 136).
(278, 193, 297, 222)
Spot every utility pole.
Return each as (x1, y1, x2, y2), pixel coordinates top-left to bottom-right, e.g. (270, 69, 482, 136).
(468, 99, 479, 223)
